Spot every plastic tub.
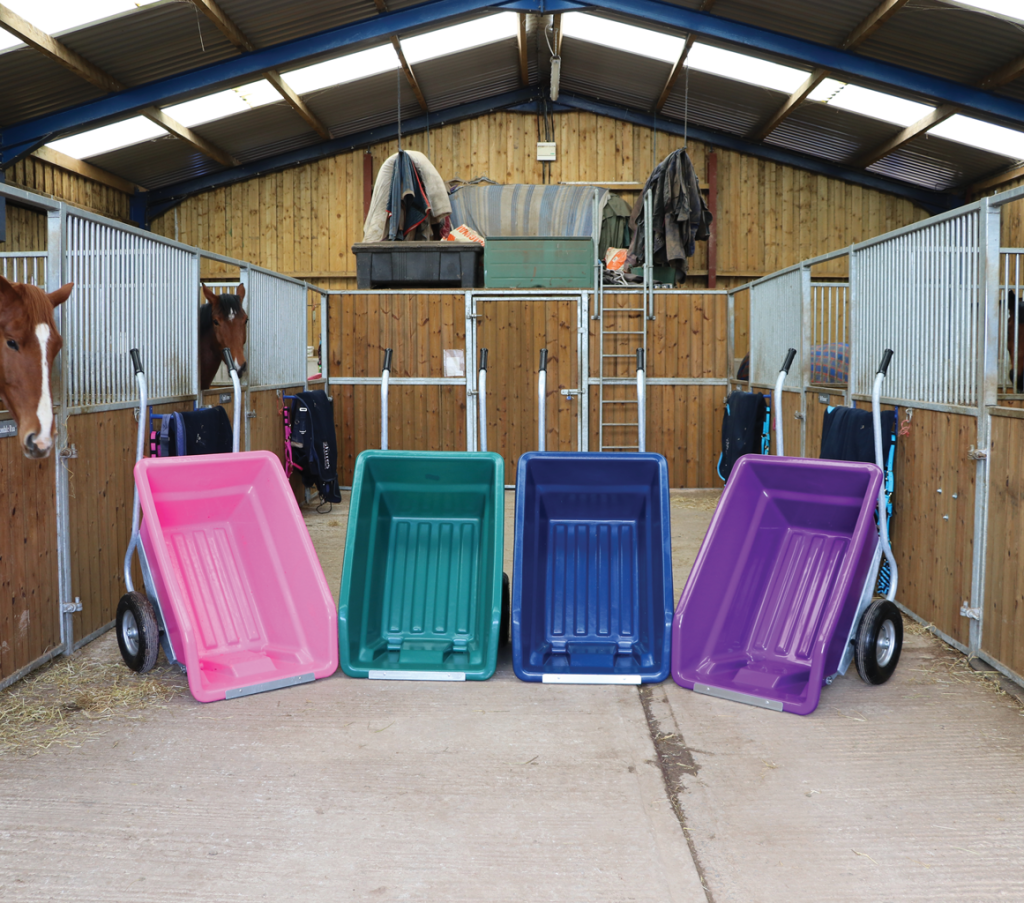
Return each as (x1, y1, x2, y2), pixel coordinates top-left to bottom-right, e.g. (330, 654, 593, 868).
(671, 455, 883, 715)
(338, 451, 505, 680)
(135, 451, 339, 703)
(512, 452, 673, 683)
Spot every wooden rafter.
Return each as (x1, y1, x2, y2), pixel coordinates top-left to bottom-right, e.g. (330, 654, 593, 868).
(855, 104, 958, 169)
(969, 160, 1024, 195)
(752, 0, 910, 141)
(373, 0, 389, 12)
(142, 107, 238, 167)
(0, 3, 122, 93)
(29, 146, 142, 194)
(391, 36, 428, 112)
(653, 0, 716, 113)
(517, 12, 529, 87)
(188, 0, 255, 52)
(265, 70, 331, 140)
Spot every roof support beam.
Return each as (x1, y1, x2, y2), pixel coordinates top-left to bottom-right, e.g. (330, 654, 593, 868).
(654, 0, 716, 112)
(265, 70, 331, 140)
(752, 0, 909, 142)
(141, 107, 239, 167)
(145, 87, 538, 216)
(556, 92, 962, 213)
(189, 0, 255, 52)
(856, 103, 959, 169)
(391, 36, 428, 112)
(0, 3, 122, 93)
(517, 12, 529, 87)
(26, 146, 142, 194)
(969, 161, 1024, 196)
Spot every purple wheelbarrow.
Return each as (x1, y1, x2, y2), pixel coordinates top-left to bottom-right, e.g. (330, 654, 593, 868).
(671, 454, 899, 715)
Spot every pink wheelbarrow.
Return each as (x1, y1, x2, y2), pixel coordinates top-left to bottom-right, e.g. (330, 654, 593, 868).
(116, 349, 338, 702)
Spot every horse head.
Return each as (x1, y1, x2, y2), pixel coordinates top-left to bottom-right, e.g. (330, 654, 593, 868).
(202, 284, 248, 376)
(0, 276, 74, 458)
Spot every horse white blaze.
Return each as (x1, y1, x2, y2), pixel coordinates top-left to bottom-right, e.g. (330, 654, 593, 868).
(33, 322, 53, 449)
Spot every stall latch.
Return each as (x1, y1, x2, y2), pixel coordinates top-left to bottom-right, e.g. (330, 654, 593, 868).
(960, 602, 982, 621)
(560, 389, 580, 399)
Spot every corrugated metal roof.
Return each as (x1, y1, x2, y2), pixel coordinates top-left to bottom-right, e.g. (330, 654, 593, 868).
(704, 0, 875, 51)
(217, 0, 378, 50)
(60, 2, 238, 91)
(87, 134, 223, 190)
(0, 49, 104, 127)
(764, 103, 903, 164)
(855, 0, 1021, 89)
(414, 39, 522, 113)
(191, 103, 321, 164)
(559, 37, 671, 113)
(661, 69, 791, 139)
(867, 132, 1013, 191)
(302, 70, 422, 139)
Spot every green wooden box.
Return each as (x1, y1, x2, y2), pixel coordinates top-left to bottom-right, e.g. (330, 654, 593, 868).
(483, 236, 594, 289)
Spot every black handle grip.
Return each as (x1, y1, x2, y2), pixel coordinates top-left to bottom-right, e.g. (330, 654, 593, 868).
(479, 348, 488, 371)
(878, 348, 894, 376)
(383, 348, 393, 372)
(222, 348, 236, 372)
(781, 348, 797, 374)
(636, 348, 645, 372)
(539, 349, 548, 372)
(130, 348, 143, 375)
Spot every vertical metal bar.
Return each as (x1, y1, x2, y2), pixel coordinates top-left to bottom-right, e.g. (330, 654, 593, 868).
(847, 247, 857, 408)
(970, 199, 1000, 658)
(800, 266, 811, 455)
(241, 266, 251, 451)
(726, 290, 735, 385)
(580, 290, 589, 452)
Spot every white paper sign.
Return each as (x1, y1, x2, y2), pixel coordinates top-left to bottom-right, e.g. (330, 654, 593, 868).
(443, 348, 465, 377)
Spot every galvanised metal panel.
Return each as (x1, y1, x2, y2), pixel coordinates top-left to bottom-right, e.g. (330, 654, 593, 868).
(855, 0, 1022, 88)
(219, 0, 378, 51)
(750, 268, 803, 388)
(661, 68, 791, 138)
(851, 208, 980, 408)
(190, 103, 321, 162)
(0, 253, 47, 286)
(59, 3, 239, 90)
(64, 213, 197, 408)
(87, 135, 224, 191)
(414, 39, 522, 113)
(0, 48, 104, 127)
(559, 37, 671, 112)
(764, 102, 902, 165)
(867, 132, 1013, 192)
(705, 0, 875, 48)
(246, 269, 307, 388)
(810, 282, 848, 349)
(302, 70, 422, 138)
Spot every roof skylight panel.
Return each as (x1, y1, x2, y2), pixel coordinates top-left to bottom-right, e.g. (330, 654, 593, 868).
(931, 114, 1024, 160)
(808, 82, 934, 127)
(559, 12, 685, 64)
(163, 81, 280, 128)
(0, 1, 160, 53)
(401, 12, 519, 65)
(284, 44, 400, 95)
(46, 115, 165, 159)
(685, 43, 810, 93)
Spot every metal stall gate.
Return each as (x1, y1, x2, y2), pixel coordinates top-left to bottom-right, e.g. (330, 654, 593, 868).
(749, 266, 808, 455)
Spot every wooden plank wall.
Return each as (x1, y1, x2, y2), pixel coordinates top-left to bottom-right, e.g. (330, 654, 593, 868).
(983, 411, 1024, 678)
(328, 292, 467, 484)
(0, 435, 60, 683)
(150, 110, 929, 292)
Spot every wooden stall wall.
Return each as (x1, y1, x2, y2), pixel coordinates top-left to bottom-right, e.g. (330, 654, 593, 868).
(0, 440, 60, 685)
(328, 293, 467, 484)
(983, 411, 1024, 679)
(0, 155, 132, 253)
(151, 110, 929, 292)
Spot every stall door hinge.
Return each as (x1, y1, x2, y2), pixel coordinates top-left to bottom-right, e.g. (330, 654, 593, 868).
(968, 446, 988, 460)
(960, 602, 982, 621)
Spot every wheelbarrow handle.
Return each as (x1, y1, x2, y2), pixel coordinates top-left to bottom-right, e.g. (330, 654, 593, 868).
(479, 348, 488, 371)
(781, 347, 797, 374)
(222, 348, 236, 372)
(130, 348, 144, 375)
(383, 348, 393, 373)
(636, 348, 645, 371)
(877, 348, 894, 376)
(539, 348, 548, 372)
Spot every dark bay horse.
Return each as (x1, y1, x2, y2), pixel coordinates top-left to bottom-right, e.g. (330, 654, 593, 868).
(0, 276, 74, 458)
(200, 284, 248, 391)
(1008, 290, 1024, 393)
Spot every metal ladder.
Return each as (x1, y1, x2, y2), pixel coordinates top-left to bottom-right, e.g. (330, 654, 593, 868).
(598, 294, 647, 452)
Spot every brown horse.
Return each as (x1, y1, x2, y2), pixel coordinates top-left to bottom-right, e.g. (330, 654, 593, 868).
(199, 284, 248, 391)
(0, 276, 74, 458)
(1008, 289, 1024, 393)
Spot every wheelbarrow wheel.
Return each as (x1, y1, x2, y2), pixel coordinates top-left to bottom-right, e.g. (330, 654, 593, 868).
(499, 573, 511, 648)
(855, 599, 903, 685)
(116, 592, 160, 674)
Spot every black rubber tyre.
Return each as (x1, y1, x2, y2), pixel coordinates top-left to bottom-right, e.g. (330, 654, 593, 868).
(499, 572, 511, 648)
(855, 599, 903, 685)
(116, 591, 160, 673)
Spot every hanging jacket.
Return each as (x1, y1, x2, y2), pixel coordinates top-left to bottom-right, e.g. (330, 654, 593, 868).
(626, 148, 712, 283)
(288, 390, 341, 504)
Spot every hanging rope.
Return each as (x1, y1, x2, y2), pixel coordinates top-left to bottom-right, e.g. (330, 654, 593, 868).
(397, 66, 402, 152)
(683, 62, 689, 150)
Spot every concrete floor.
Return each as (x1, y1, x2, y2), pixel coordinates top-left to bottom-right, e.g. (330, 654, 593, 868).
(1, 491, 1022, 902)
